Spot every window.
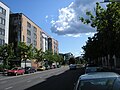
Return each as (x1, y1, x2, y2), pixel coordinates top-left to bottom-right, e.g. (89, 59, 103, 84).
(2, 40, 4, 45)
(33, 26, 37, 32)
(0, 17, 5, 25)
(78, 78, 116, 90)
(2, 19, 5, 25)
(0, 39, 2, 45)
(2, 9, 6, 15)
(2, 29, 5, 36)
(34, 33, 37, 39)
(27, 37, 31, 43)
(0, 7, 6, 15)
(0, 39, 5, 45)
(0, 7, 2, 13)
(27, 30, 31, 36)
(27, 22, 31, 28)
(0, 28, 2, 35)
(34, 40, 37, 46)
(0, 28, 5, 36)
(23, 35, 25, 41)
(0, 17, 2, 24)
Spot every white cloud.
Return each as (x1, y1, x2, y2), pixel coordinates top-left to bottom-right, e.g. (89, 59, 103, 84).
(45, 15, 48, 19)
(51, 0, 104, 37)
(85, 32, 95, 37)
(65, 34, 81, 37)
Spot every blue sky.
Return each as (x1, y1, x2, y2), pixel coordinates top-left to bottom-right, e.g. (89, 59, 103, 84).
(1, 0, 105, 56)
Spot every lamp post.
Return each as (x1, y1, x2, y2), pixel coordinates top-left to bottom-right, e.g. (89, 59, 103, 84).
(24, 54, 27, 73)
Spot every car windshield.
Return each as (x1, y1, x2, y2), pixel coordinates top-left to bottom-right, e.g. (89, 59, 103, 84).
(39, 66, 42, 68)
(12, 68, 18, 70)
(77, 78, 116, 90)
(26, 67, 30, 69)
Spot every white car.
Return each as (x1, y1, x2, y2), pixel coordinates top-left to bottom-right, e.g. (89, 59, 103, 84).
(85, 67, 97, 73)
(74, 72, 120, 90)
(69, 64, 76, 70)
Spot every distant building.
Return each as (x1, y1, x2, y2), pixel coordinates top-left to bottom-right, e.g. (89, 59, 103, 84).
(64, 52, 74, 61)
(0, 1, 10, 45)
(59, 52, 74, 64)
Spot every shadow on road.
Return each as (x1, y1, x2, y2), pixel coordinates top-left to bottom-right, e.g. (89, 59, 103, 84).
(25, 68, 85, 90)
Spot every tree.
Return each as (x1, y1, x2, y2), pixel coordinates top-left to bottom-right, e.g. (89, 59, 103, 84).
(0, 43, 14, 69)
(69, 57, 75, 64)
(80, 2, 120, 67)
(0, 44, 15, 68)
(34, 48, 44, 67)
(44, 50, 54, 67)
(17, 42, 33, 70)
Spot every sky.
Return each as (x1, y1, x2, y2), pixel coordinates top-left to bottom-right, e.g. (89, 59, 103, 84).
(1, 0, 106, 57)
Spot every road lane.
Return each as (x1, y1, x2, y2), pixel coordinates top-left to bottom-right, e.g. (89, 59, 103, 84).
(26, 67, 85, 90)
(0, 66, 70, 90)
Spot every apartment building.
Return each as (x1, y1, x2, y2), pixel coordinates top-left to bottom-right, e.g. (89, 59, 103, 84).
(0, 1, 10, 45)
(48, 37, 58, 54)
(42, 32, 49, 52)
(9, 13, 42, 50)
(9, 13, 59, 54)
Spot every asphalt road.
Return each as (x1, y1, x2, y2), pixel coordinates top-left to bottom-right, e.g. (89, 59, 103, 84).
(0, 66, 85, 90)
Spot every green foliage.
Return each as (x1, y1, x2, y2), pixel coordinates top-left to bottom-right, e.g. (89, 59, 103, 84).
(0, 43, 15, 68)
(44, 50, 63, 64)
(17, 42, 33, 60)
(34, 48, 44, 63)
(80, 2, 120, 64)
(44, 50, 54, 62)
(69, 57, 75, 64)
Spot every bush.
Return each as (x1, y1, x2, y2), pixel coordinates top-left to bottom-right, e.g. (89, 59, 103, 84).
(0, 64, 10, 72)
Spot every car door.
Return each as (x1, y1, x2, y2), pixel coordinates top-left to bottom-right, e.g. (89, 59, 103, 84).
(18, 68, 23, 74)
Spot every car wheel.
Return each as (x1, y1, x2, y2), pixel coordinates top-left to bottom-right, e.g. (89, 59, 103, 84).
(7, 73, 9, 76)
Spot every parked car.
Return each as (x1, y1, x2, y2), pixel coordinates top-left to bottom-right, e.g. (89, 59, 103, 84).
(85, 67, 98, 73)
(85, 64, 102, 73)
(37, 66, 45, 71)
(74, 72, 120, 90)
(69, 64, 76, 70)
(25, 67, 36, 74)
(7, 67, 25, 76)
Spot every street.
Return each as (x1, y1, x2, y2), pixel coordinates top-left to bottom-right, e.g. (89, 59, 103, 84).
(0, 66, 84, 90)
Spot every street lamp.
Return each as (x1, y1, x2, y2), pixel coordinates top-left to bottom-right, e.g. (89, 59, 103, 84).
(24, 54, 27, 73)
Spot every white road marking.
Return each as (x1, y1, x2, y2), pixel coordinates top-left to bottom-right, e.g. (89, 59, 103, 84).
(27, 80, 31, 82)
(39, 77, 42, 78)
(5, 86, 13, 90)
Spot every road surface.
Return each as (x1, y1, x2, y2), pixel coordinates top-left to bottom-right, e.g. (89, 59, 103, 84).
(0, 66, 84, 90)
